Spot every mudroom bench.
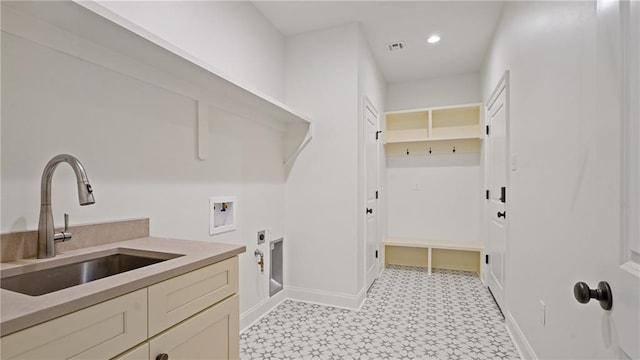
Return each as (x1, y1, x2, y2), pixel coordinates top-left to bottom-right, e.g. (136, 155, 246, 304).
(383, 237, 484, 277)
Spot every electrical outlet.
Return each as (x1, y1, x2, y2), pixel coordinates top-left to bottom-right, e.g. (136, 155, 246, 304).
(539, 300, 546, 326)
(257, 230, 266, 245)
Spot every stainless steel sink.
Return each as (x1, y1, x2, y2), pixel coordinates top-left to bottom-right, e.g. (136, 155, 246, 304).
(1, 251, 182, 296)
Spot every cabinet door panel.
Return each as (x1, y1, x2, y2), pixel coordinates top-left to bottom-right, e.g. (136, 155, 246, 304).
(148, 256, 238, 336)
(112, 343, 149, 360)
(149, 294, 239, 360)
(0, 289, 147, 360)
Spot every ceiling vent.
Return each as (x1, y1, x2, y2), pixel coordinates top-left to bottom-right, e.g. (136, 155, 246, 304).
(387, 42, 405, 52)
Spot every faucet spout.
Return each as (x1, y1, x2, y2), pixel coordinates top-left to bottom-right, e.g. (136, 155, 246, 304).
(37, 154, 95, 259)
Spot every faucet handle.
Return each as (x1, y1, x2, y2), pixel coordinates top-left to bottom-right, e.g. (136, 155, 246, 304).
(53, 213, 72, 242)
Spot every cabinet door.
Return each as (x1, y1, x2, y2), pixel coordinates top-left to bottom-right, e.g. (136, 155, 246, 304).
(148, 256, 238, 336)
(1, 289, 147, 360)
(112, 343, 149, 360)
(149, 294, 239, 360)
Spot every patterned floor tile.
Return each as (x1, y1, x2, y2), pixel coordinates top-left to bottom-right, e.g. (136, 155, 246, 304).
(240, 265, 519, 359)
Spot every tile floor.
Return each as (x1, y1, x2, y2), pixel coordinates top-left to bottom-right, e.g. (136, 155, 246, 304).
(240, 265, 520, 359)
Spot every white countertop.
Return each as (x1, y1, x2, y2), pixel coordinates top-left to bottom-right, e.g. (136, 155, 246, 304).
(0, 237, 245, 336)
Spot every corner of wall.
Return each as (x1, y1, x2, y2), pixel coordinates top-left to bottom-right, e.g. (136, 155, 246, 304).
(240, 289, 289, 333)
(356, 24, 387, 293)
(287, 285, 366, 310)
(283, 22, 362, 303)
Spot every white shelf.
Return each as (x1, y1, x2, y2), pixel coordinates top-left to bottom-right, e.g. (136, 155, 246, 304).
(385, 129, 430, 143)
(2, 1, 312, 163)
(383, 237, 483, 251)
(430, 125, 481, 140)
(385, 138, 481, 156)
(384, 103, 482, 153)
(383, 237, 483, 276)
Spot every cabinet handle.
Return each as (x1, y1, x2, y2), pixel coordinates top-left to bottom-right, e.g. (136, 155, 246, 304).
(497, 211, 506, 218)
(156, 354, 169, 360)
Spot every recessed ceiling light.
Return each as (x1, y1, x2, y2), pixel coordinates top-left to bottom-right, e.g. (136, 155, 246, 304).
(427, 35, 441, 44)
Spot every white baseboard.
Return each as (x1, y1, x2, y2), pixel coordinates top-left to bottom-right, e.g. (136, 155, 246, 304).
(505, 311, 537, 360)
(287, 285, 366, 310)
(239, 289, 288, 333)
(240, 285, 368, 333)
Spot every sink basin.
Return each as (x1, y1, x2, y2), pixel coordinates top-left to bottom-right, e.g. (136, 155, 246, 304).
(1, 250, 182, 296)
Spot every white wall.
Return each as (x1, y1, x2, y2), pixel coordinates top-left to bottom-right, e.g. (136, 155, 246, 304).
(357, 29, 387, 290)
(96, 1, 285, 102)
(283, 24, 362, 306)
(386, 156, 480, 242)
(386, 73, 481, 111)
(282, 23, 385, 306)
(1, 1, 286, 325)
(482, 1, 624, 358)
(385, 74, 482, 244)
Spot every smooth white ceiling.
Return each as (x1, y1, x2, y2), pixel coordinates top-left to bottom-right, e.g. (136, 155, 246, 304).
(252, 1, 504, 84)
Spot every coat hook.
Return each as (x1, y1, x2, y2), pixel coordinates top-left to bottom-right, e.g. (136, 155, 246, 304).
(452, 146, 456, 153)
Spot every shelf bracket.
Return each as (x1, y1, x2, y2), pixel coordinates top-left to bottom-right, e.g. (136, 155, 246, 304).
(284, 122, 314, 172)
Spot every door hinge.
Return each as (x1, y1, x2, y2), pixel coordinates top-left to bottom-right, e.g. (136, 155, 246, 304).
(486, 125, 490, 135)
(376, 130, 382, 140)
(375, 250, 378, 259)
(485, 254, 489, 264)
(500, 186, 506, 203)
(375, 191, 379, 199)
(486, 190, 490, 200)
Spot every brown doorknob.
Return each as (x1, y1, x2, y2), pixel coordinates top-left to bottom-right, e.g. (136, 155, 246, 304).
(573, 281, 612, 310)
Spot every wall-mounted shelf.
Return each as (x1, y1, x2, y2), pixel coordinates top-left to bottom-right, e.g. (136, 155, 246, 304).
(385, 138, 482, 156)
(384, 104, 482, 155)
(385, 110, 430, 143)
(2, 1, 312, 164)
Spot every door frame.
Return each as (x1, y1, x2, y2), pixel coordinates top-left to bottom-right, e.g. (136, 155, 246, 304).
(484, 70, 510, 311)
(621, 0, 640, 267)
(363, 96, 380, 291)
(616, 0, 640, 357)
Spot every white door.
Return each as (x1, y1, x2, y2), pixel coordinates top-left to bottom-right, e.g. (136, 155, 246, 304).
(485, 72, 509, 312)
(596, 0, 640, 358)
(365, 101, 379, 290)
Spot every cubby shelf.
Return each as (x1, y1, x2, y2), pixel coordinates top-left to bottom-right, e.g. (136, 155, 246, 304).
(384, 104, 483, 150)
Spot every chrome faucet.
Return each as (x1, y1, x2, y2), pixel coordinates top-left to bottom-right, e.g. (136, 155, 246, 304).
(37, 154, 95, 258)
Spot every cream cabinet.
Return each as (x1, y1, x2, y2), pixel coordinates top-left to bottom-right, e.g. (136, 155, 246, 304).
(113, 344, 150, 360)
(1, 256, 239, 360)
(148, 256, 238, 337)
(0, 289, 147, 360)
(114, 295, 239, 360)
(149, 295, 239, 360)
